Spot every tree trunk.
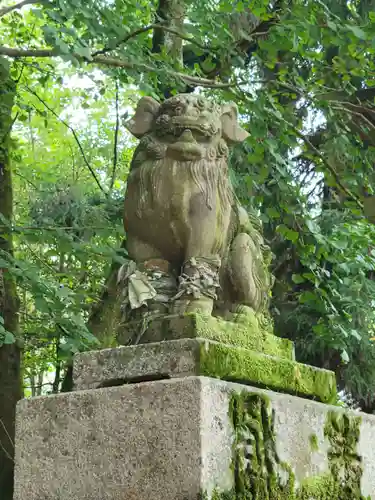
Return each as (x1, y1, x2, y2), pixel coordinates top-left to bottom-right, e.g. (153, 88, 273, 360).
(152, 0, 185, 64)
(0, 58, 21, 500)
(86, 240, 127, 346)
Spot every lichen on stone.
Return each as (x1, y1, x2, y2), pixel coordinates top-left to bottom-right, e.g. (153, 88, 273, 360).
(201, 391, 370, 500)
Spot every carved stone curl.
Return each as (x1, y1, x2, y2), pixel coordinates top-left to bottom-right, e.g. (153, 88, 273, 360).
(119, 93, 273, 335)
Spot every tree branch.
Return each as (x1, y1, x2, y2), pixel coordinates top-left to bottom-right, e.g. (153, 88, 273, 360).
(330, 102, 375, 132)
(25, 86, 107, 195)
(91, 55, 233, 88)
(317, 88, 375, 103)
(264, 103, 364, 208)
(13, 169, 38, 190)
(299, 132, 363, 209)
(92, 23, 207, 57)
(24, 381, 54, 389)
(0, 47, 55, 57)
(0, 45, 233, 88)
(0, 0, 43, 17)
(0, 418, 14, 449)
(92, 24, 155, 57)
(52, 338, 61, 394)
(237, 88, 364, 209)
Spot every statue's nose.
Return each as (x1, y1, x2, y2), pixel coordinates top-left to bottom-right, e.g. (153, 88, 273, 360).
(179, 129, 195, 142)
(167, 127, 203, 161)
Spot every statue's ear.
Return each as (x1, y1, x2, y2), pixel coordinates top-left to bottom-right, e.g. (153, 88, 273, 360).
(124, 96, 160, 138)
(221, 102, 249, 144)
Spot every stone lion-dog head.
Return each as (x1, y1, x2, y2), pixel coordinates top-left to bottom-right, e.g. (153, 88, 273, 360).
(124, 94, 249, 213)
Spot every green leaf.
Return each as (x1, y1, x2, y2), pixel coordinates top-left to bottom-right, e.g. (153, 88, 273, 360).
(266, 207, 280, 219)
(331, 239, 348, 250)
(285, 229, 299, 243)
(350, 329, 362, 341)
(346, 24, 367, 40)
(74, 46, 93, 61)
(338, 263, 350, 273)
(34, 296, 51, 314)
(55, 38, 70, 55)
(305, 219, 319, 234)
(341, 350, 350, 363)
(3, 331, 15, 344)
(31, 8, 44, 19)
(327, 20, 337, 32)
(56, 286, 72, 298)
(292, 274, 305, 284)
(299, 291, 318, 304)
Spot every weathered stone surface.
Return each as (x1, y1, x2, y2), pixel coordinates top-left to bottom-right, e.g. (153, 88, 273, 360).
(74, 338, 335, 403)
(14, 378, 204, 500)
(117, 312, 295, 360)
(13, 377, 375, 499)
(120, 93, 274, 333)
(73, 338, 200, 390)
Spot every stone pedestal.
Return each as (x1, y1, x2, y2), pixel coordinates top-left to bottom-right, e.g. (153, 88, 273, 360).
(13, 377, 375, 499)
(74, 314, 336, 404)
(73, 338, 336, 403)
(12, 315, 375, 499)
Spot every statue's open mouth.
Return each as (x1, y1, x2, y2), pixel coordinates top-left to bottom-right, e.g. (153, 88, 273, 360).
(171, 118, 215, 137)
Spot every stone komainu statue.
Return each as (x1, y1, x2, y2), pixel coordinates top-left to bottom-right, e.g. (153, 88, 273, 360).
(119, 94, 273, 334)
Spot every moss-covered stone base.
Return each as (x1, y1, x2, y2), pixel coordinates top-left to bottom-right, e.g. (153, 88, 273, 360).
(74, 337, 336, 402)
(201, 391, 370, 500)
(117, 312, 295, 360)
(199, 340, 337, 404)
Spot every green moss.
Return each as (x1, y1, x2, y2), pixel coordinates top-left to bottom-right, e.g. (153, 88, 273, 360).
(297, 474, 338, 498)
(231, 392, 295, 499)
(309, 434, 319, 452)
(118, 312, 295, 360)
(199, 341, 337, 404)
(168, 313, 295, 360)
(201, 392, 370, 500)
(324, 411, 364, 498)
